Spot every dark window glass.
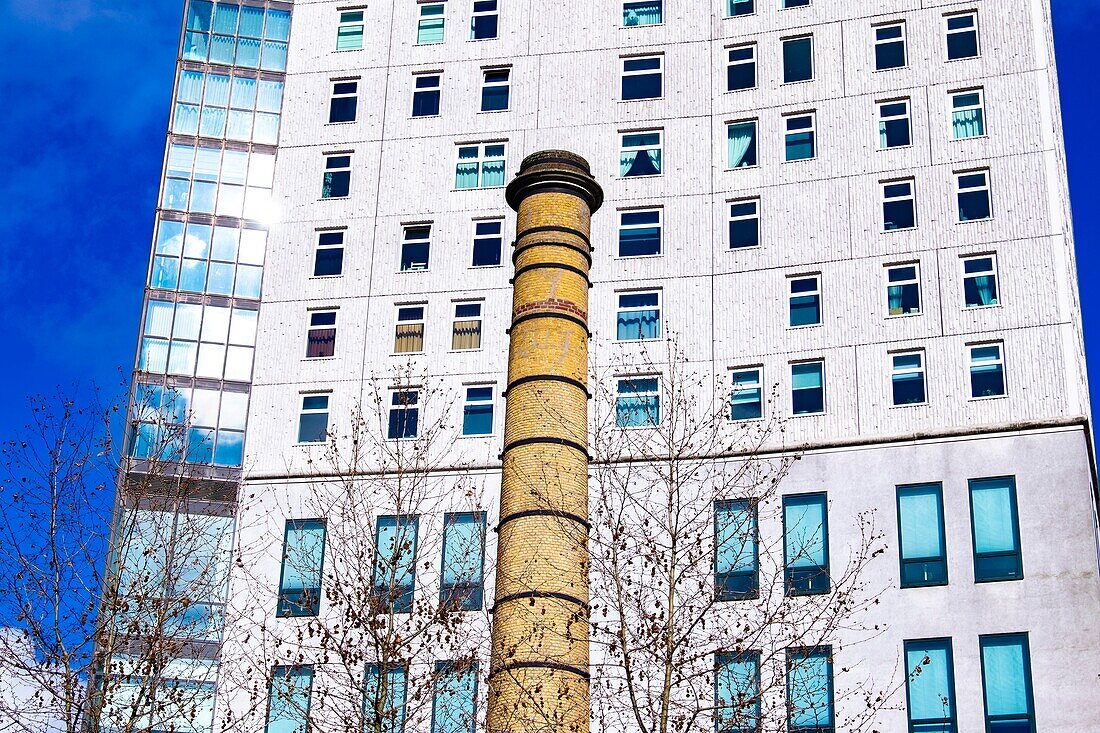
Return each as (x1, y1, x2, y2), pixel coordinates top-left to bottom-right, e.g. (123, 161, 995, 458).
(791, 362, 825, 416)
(328, 81, 357, 123)
(481, 69, 510, 111)
(783, 36, 813, 83)
(729, 201, 759, 249)
(306, 311, 337, 358)
(947, 14, 979, 60)
(388, 390, 420, 440)
(401, 226, 431, 272)
(470, 0, 498, 39)
(879, 101, 911, 148)
(969, 345, 1005, 399)
(472, 221, 502, 266)
(789, 277, 821, 327)
(958, 173, 991, 221)
(321, 156, 350, 198)
(727, 46, 756, 90)
(297, 395, 329, 443)
(875, 24, 907, 70)
(622, 57, 662, 100)
(412, 75, 441, 117)
(784, 115, 815, 161)
(883, 182, 915, 230)
(783, 0, 810, 6)
(727, 0, 753, 17)
(887, 265, 920, 315)
(314, 232, 344, 276)
(618, 210, 661, 257)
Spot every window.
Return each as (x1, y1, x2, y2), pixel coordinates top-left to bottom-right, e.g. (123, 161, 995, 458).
(184, 1, 289, 71)
(957, 170, 991, 222)
(786, 647, 833, 732)
(621, 55, 663, 101)
(783, 0, 810, 7)
(963, 255, 999, 307)
(139, 300, 257, 381)
(394, 306, 425, 353)
(452, 302, 483, 350)
(266, 666, 313, 733)
(321, 154, 351, 199)
(891, 352, 926, 406)
(887, 264, 921, 315)
(789, 275, 821, 327)
(329, 80, 357, 123)
(297, 395, 329, 443)
(783, 494, 829, 595)
(431, 661, 478, 733)
(162, 144, 276, 220)
(979, 634, 1035, 732)
(173, 69, 284, 145)
(618, 209, 661, 257)
(417, 4, 445, 44)
(784, 113, 816, 161)
(969, 477, 1023, 581)
(129, 384, 249, 467)
(616, 291, 661, 340)
(951, 89, 985, 139)
(896, 484, 947, 587)
(969, 344, 1005, 398)
(620, 130, 662, 177)
(481, 68, 510, 111)
(728, 199, 759, 249)
(150, 219, 266, 297)
(277, 519, 325, 617)
(470, 0, 498, 39)
(715, 499, 758, 600)
(306, 310, 337, 358)
(461, 387, 493, 436)
(946, 12, 980, 60)
(472, 220, 503, 266)
(616, 377, 660, 428)
(882, 179, 916, 231)
(730, 368, 763, 421)
(791, 362, 825, 415)
(363, 665, 407, 733)
(373, 515, 418, 612)
(715, 651, 761, 732)
(336, 10, 364, 50)
(314, 231, 345, 277)
(412, 74, 442, 117)
(401, 225, 431, 271)
(875, 23, 907, 70)
(727, 0, 753, 17)
(441, 512, 486, 609)
(726, 44, 756, 91)
(455, 143, 506, 188)
(727, 120, 758, 168)
(623, 0, 662, 26)
(388, 390, 420, 440)
(782, 36, 813, 83)
(878, 99, 911, 149)
(904, 639, 957, 733)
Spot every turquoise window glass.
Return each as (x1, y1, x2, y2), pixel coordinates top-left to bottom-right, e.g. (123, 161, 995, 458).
(897, 484, 947, 587)
(715, 651, 760, 732)
(431, 662, 477, 733)
(786, 647, 833, 732)
(265, 666, 313, 733)
(441, 513, 486, 610)
(277, 519, 326, 617)
(374, 515, 418, 612)
(783, 494, 829, 595)
(904, 639, 956, 733)
(980, 634, 1035, 733)
(715, 499, 758, 600)
(364, 665, 407, 733)
(969, 477, 1023, 582)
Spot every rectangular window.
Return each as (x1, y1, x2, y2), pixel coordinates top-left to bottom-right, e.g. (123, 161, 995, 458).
(782, 36, 813, 83)
(715, 651, 761, 732)
(401, 225, 431, 272)
(620, 130, 662, 177)
(783, 494, 829, 595)
(461, 386, 493, 436)
(783, 0, 810, 7)
(730, 368, 763, 420)
(314, 231, 345, 277)
(431, 661, 478, 733)
(622, 55, 663, 101)
(946, 12, 980, 60)
(882, 179, 916, 231)
(452, 302, 483, 350)
(329, 80, 358, 123)
(151, 216, 269, 295)
(715, 499, 758, 600)
(791, 361, 825, 415)
(727, 0, 753, 17)
(387, 390, 420, 440)
(957, 170, 992, 222)
(726, 44, 756, 91)
(417, 4, 445, 44)
(481, 67, 510, 111)
(297, 395, 329, 443)
(615, 377, 660, 428)
(624, 0, 662, 27)
(373, 515, 418, 612)
(139, 300, 257, 381)
(413, 74, 442, 117)
(394, 306, 425, 353)
(471, 220, 502, 267)
(969, 344, 1006, 398)
(728, 199, 760, 249)
(786, 647, 834, 732)
(616, 291, 661, 340)
(336, 10, 364, 50)
(887, 264, 921, 315)
(784, 113, 816, 161)
(963, 255, 999, 307)
(969, 477, 1023, 581)
(891, 352, 926, 406)
(363, 665, 407, 733)
(878, 99, 911, 148)
(265, 666, 314, 733)
(951, 89, 985, 139)
(470, 0, 498, 39)
(321, 154, 351, 199)
(904, 639, 957, 733)
(441, 512, 487, 609)
(896, 484, 947, 587)
(306, 310, 337, 358)
(618, 209, 662, 257)
(875, 23, 907, 70)
(455, 143, 506, 188)
(979, 634, 1035, 732)
(277, 520, 325, 617)
(789, 275, 821, 328)
(727, 120, 758, 168)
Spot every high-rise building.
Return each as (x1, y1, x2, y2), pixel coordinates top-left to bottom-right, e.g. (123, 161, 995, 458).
(114, 1, 1100, 732)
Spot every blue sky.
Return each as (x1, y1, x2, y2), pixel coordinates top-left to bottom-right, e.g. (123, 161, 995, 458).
(0, 0, 1097, 439)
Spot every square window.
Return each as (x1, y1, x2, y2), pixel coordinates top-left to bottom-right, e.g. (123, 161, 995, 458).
(714, 499, 758, 600)
(297, 395, 329, 443)
(413, 74, 442, 117)
(782, 36, 813, 83)
(321, 154, 351, 199)
(616, 291, 661, 340)
(730, 368, 762, 420)
(891, 352, 926, 405)
(461, 387, 493, 435)
(728, 199, 759, 249)
(878, 99, 911, 149)
(897, 485, 947, 587)
(726, 44, 756, 91)
(306, 310, 337, 358)
(401, 225, 431, 272)
(886, 263, 921, 315)
(969, 343, 1005, 398)
(394, 305, 426, 353)
(727, 120, 758, 168)
(957, 170, 991, 222)
(951, 89, 985, 139)
(471, 0, 498, 39)
(874, 23, 907, 70)
(472, 220, 503, 266)
(615, 377, 660, 428)
(791, 361, 824, 415)
(946, 12, 980, 60)
(621, 55, 663, 100)
(417, 4, 445, 44)
(963, 255, 999, 307)
(314, 231, 345, 277)
(882, 179, 916, 231)
(456, 142, 506, 188)
(784, 113, 816, 161)
(623, 0, 662, 26)
(620, 130, 662, 177)
(969, 477, 1023, 581)
(726, 0, 753, 17)
(336, 10, 364, 50)
(481, 67, 510, 111)
(979, 634, 1035, 731)
(789, 275, 821, 328)
(618, 209, 662, 257)
(387, 390, 420, 440)
(452, 302, 482, 350)
(329, 80, 358, 123)
(783, 494, 830, 594)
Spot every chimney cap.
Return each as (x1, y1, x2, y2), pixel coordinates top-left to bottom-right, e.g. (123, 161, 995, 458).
(506, 149, 604, 212)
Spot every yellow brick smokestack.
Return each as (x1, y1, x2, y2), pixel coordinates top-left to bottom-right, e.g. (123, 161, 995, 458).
(487, 151, 603, 733)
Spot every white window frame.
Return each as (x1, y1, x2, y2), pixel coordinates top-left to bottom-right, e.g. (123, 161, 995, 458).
(950, 88, 986, 139)
(788, 274, 822, 328)
(388, 388, 422, 439)
(328, 80, 358, 123)
(890, 351, 926, 406)
(730, 366, 764, 421)
(400, 224, 432, 272)
(956, 169, 992, 222)
(470, 0, 498, 39)
(297, 393, 331, 444)
(306, 309, 338, 359)
(313, 229, 346, 278)
(394, 304, 427, 354)
(781, 0, 810, 8)
(616, 290, 662, 342)
(619, 129, 663, 178)
(968, 343, 1006, 399)
(726, 43, 757, 91)
(336, 10, 365, 51)
(874, 22, 908, 70)
(615, 375, 661, 429)
(411, 72, 443, 117)
(877, 98, 911, 149)
(783, 112, 816, 162)
(962, 254, 999, 309)
(621, 54, 664, 101)
(480, 66, 511, 111)
(321, 153, 352, 199)
(881, 178, 916, 231)
(726, 0, 754, 17)
(461, 384, 496, 436)
(790, 360, 826, 415)
(617, 207, 663, 258)
(417, 3, 446, 45)
(945, 11, 980, 60)
(455, 142, 506, 189)
(885, 262, 921, 317)
(471, 217, 504, 268)
(451, 300, 484, 351)
(728, 198, 760, 250)
(622, 0, 663, 27)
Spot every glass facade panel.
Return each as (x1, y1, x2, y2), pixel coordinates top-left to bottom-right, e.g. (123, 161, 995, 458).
(277, 519, 326, 617)
(715, 499, 758, 600)
(374, 515, 419, 613)
(441, 512, 486, 610)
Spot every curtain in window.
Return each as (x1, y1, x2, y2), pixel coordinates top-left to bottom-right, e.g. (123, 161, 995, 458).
(623, 1, 661, 25)
(620, 148, 661, 177)
(887, 284, 905, 313)
(306, 328, 336, 358)
(266, 667, 313, 733)
(226, 110, 252, 141)
(394, 324, 424, 353)
(905, 643, 952, 723)
(727, 123, 756, 168)
(982, 640, 1028, 717)
(972, 275, 996, 305)
(615, 395, 658, 427)
(262, 40, 288, 71)
(971, 482, 1015, 554)
(898, 489, 942, 560)
(451, 320, 482, 350)
(481, 159, 505, 187)
(238, 5, 264, 38)
(178, 70, 204, 104)
(455, 160, 479, 189)
(236, 36, 261, 68)
(212, 3, 238, 34)
(616, 308, 659, 340)
(257, 79, 284, 113)
(784, 499, 825, 568)
(952, 109, 984, 139)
